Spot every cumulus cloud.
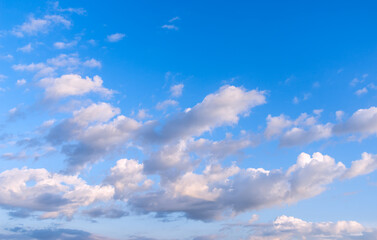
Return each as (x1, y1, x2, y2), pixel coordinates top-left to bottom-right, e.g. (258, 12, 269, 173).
(264, 106, 377, 146)
(146, 86, 266, 143)
(0, 167, 114, 219)
(38, 74, 113, 99)
(47, 103, 141, 171)
(12, 15, 71, 37)
(129, 152, 349, 221)
(105, 159, 153, 200)
(333, 106, 377, 137)
(343, 152, 377, 179)
(247, 215, 373, 240)
(107, 33, 125, 42)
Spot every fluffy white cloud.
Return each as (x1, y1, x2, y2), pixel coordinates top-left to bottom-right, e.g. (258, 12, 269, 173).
(129, 152, 348, 220)
(39, 74, 113, 99)
(47, 103, 141, 171)
(107, 33, 125, 42)
(343, 152, 377, 179)
(248, 215, 372, 240)
(0, 167, 114, 219)
(105, 159, 153, 200)
(333, 106, 377, 137)
(146, 85, 266, 143)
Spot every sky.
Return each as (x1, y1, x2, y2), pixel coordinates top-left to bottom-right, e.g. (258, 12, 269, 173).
(0, 0, 377, 239)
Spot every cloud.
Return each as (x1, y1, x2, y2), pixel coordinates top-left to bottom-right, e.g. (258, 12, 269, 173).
(105, 159, 153, 200)
(83, 58, 102, 68)
(0, 167, 114, 218)
(170, 83, 184, 97)
(161, 24, 178, 30)
(82, 206, 129, 218)
(17, 43, 33, 53)
(333, 106, 377, 137)
(46, 103, 141, 171)
(107, 33, 126, 42)
(38, 74, 113, 99)
(247, 215, 373, 240)
(53, 40, 78, 49)
(16, 79, 27, 86)
(53, 1, 86, 15)
(13, 54, 102, 78)
(12, 15, 71, 37)
(355, 87, 368, 95)
(343, 152, 377, 179)
(1, 227, 114, 240)
(145, 86, 266, 143)
(168, 17, 180, 22)
(129, 152, 351, 221)
(264, 107, 377, 146)
(155, 99, 178, 110)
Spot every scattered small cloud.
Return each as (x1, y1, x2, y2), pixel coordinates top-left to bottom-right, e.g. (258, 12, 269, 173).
(355, 87, 368, 96)
(107, 33, 125, 42)
(16, 79, 27, 86)
(170, 83, 184, 97)
(17, 43, 33, 52)
(53, 40, 78, 49)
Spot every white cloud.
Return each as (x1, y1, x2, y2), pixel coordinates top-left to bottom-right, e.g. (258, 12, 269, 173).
(107, 33, 125, 42)
(336, 110, 344, 121)
(46, 103, 141, 171)
(156, 99, 178, 110)
(12, 15, 71, 37)
(265, 114, 293, 138)
(105, 159, 153, 200)
(17, 43, 33, 52)
(53, 1, 86, 15)
(129, 152, 349, 220)
(16, 79, 27, 86)
(355, 87, 368, 95)
(148, 86, 266, 142)
(53, 40, 77, 49)
(247, 215, 369, 240)
(162, 24, 179, 30)
(343, 152, 377, 179)
(38, 74, 113, 99)
(168, 16, 180, 22)
(170, 83, 184, 97)
(333, 106, 377, 137)
(0, 167, 114, 219)
(83, 58, 102, 68)
(0, 74, 7, 80)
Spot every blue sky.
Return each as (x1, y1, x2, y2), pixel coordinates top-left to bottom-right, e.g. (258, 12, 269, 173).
(1, 1, 377, 239)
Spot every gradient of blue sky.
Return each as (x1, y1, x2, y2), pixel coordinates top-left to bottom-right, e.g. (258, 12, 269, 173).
(1, 1, 377, 239)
